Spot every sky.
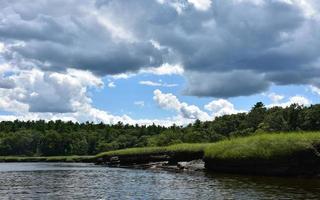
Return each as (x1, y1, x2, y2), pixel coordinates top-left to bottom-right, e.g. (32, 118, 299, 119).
(0, 0, 320, 126)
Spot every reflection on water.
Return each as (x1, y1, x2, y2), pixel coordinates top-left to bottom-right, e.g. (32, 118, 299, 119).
(0, 163, 319, 199)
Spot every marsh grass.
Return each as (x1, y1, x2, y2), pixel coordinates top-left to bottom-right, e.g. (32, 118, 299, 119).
(96, 132, 320, 161)
(96, 143, 212, 158)
(204, 132, 320, 160)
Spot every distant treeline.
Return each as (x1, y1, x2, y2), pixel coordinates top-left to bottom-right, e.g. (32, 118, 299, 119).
(0, 102, 319, 156)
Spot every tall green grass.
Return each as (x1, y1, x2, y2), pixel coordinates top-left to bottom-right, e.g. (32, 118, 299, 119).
(204, 132, 320, 160)
(97, 132, 320, 161)
(96, 143, 212, 158)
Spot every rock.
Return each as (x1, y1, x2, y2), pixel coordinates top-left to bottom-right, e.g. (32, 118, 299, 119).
(177, 162, 187, 170)
(177, 160, 205, 171)
(108, 156, 120, 166)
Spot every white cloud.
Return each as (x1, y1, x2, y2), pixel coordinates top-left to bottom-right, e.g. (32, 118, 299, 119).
(109, 63, 184, 80)
(140, 80, 162, 87)
(0, 42, 5, 53)
(268, 92, 285, 103)
(66, 68, 104, 88)
(139, 80, 178, 87)
(153, 89, 211, 121)
(310, 86, 320, 96)
(153, 89, 181, 111)
(153, 89, 247, 121)
(187, 0, 212, 11)
(110, 73, 136, 80)
(205, 99, 245, 117)
(0, 63, 11, 74)
(140, 63, 184, 76)
(0, 67, 103, 113)
(268, 95, 311, 108)
(108, 81, 116, 88)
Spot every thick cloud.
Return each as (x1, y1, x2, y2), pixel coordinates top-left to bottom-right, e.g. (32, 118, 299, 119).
(0, 0, 166, 75)
(183, 70, 269, 97)
(1, 0, 320, 98)
(0, 67, 103, 113)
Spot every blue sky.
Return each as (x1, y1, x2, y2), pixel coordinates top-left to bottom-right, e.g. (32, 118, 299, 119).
(0, 0, 320, 125)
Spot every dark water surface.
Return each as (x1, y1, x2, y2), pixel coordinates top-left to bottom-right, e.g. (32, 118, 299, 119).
(0, 163, 319, 199)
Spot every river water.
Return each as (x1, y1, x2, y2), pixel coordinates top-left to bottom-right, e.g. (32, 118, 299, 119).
(0, 163, 319, 199)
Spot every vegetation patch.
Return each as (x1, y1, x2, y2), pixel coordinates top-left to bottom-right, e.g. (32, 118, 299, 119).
(204, 132, 320, 160)
(95, 143, 212, 165)
(204, 132, 320, 176)
(96, 143, 211, 158)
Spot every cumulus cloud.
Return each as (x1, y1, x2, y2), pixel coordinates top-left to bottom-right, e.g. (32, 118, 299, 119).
(268, 95, 311, 108)
(153, 89, 239, 121)
(268, 92, 285, 103)
(0, 66, 103, 113)
(205, 99, 245, 117)
(153, 89, 211, 120)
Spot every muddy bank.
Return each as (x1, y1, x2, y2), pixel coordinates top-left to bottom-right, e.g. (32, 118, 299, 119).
(96, 150, 320, 176)
(96, 151, 204, 166)
(204, 150, 320, 176)
(108, 160, 206, 173)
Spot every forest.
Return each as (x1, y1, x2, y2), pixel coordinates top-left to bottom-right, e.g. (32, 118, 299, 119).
(0, 102, 319, 156)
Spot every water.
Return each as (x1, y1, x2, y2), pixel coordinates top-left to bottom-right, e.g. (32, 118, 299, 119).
(0, 163, 319, 200)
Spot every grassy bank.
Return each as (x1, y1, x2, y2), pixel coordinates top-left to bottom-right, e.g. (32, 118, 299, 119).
(0, 155, 96, 163)
(95, 143, 212, 164)
(95, 132, 320, 176)
(96, 143, 211, 158)
(204, 132, 320, 176)
(204, 132, 320, 161)
(97, 132, 320, 161)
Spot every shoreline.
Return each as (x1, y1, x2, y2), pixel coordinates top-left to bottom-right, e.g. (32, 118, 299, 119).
(1, 132, 319, 177)
(0, 155, 96, 163)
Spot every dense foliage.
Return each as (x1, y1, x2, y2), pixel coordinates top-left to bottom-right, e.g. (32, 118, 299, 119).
(0, 102, 320, 156)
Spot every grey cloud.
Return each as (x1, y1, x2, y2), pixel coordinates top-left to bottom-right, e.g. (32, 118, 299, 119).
(0, 77, 15, 89)
(94, 0, 320, 96)
(183, 70, 270, 98)
(0, 0, 167, 76)
(1, 0, 320, 98)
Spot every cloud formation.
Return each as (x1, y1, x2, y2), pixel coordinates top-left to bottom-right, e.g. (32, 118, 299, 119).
(1, 0, 320, 98)
(0, 67, 103, 113)
(0, 0, 319, 125)
(268, 95, 311, 108)
(153, 89, 244, 121)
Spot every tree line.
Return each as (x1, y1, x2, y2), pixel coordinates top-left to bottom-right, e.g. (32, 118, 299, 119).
(0, 102, 319, 156)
